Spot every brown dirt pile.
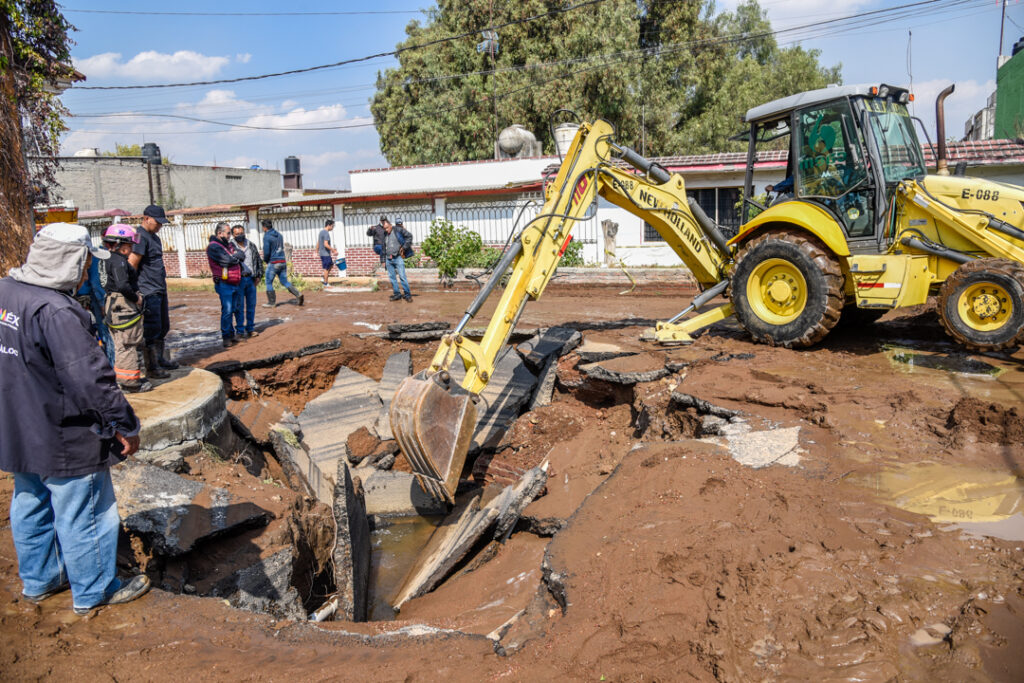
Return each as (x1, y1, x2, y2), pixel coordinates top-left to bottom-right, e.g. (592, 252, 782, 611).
(946, 397, 1024, 447)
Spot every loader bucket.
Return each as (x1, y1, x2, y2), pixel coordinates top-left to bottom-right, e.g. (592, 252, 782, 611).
(389, 371, 478, 505)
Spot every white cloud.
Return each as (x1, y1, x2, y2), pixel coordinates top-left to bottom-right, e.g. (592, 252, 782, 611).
(226, 103, 374, 135)
(907, 78, 996, 140)
(73, 50, 230, 82)
(235, 53, 252, 64)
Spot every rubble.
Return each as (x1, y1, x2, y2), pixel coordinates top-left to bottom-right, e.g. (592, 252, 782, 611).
(213, 548, 306, 621)
(391, 464, 548, 610)
(580, 352, 669, 385)
(112, 460, 269, 556)
(706, 425, 803, 469)
(516, 327, 582, 373)
(375, 350, 413, 440)
(332, 460, 371, 622)
(205, 339, 343, 375)
(226, 397, 294, 447)
(360, 470, 448, 516)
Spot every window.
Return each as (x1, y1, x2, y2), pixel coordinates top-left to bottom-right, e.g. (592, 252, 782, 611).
(225, 174, 242, 180)
(795, 100, 867, 199)
(643, 221, 663, 242)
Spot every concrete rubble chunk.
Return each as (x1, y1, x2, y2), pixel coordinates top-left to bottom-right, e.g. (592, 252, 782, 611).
(126, 367, 227, 453)
(214, 548, 306, 621)
(133, 440, 199, 472)
(463, 326, 538, 343)
(574, 337, 637, 363)
(227, 398, 291, 447)
(360, 470, 447, 516)
(391, 464, 548, 610)
(527, 356, 559, 411)
(269, 427, 320, 501)
(704, 425, 803, 469)
(670, 391, 740, 419)
(112, 459, 269, 556)
(447, 350, 537, 453)
(516, 327, 582, 373)
(332, 460, 371, 622)
(345, 426, 399, 467)
(298, 366, 381, 504)
(580, 352, 669, 385)
(375, 350, 412, 440)
(386, 329, 448, 341)
(387, 321, 450, 334)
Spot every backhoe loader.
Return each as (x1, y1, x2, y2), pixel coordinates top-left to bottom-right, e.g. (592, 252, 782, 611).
(391, 83, 1024, 504)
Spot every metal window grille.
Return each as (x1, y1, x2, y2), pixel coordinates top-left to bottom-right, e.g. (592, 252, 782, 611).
(259, 205, 333, 249)
(342, 203, 433, 248)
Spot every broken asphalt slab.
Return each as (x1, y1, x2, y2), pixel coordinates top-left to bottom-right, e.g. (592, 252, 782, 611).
(580, 352, 670, 385)
(112, 459, 269, 556)
(212, 548, 306, 621)
(204, 340, 343, 375)
(333, 460, 371, 622)
(516, 327, 582, 373)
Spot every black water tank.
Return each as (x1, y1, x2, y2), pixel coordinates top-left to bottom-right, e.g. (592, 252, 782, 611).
(284, 156, 301, 175)
(141, 142, 161, 164)
(1013, 36, 1024, 56)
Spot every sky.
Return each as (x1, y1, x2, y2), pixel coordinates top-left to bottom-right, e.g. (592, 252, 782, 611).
(58, 0, 1024, 190)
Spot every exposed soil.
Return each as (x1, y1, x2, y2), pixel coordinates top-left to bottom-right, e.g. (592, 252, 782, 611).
(2, 285, 1024, 681)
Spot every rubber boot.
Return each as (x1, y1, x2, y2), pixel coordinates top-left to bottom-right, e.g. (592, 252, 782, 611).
(262, 290, 277, 308)
(156, 340, 179, 370)
(144, 346, 170, 379)
(286, 284, 304, 307)
(120, 379, 153, 394)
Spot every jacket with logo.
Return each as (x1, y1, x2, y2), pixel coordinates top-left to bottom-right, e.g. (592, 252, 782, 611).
(0, 277, 140, 477)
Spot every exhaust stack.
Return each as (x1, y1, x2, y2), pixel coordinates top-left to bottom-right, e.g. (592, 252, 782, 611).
(935, 84, 955, 176)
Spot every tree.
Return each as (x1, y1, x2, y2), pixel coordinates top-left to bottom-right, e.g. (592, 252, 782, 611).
(370, 0, 840, 166)
(103, 143, 143, 157)
(0, 1, 75, 275)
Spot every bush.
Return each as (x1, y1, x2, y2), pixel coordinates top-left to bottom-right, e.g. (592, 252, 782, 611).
(559, 238, 585, 267)
(420, 217, 487, 286)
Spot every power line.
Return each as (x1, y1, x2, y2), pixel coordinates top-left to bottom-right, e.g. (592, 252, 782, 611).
(72, 0, 612, 90)
(66, 0, 986, 135)
(65, 8, 423, 16)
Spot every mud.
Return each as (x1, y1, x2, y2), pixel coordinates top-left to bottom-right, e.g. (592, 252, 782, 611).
(2, 285, 1024, 680)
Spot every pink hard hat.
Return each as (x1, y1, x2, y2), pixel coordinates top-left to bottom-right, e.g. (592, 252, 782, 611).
(103, 223, 139, 244)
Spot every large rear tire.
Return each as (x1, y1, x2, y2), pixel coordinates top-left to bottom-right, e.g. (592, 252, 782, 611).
(937, 258, 1024, 352)
(731, 229, 844, 348)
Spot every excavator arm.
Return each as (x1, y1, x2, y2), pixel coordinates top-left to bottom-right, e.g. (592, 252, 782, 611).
(390, 119, 734, 503)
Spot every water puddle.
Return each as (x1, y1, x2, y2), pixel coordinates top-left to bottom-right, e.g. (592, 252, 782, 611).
(851, 463, 1024, 540)
(367, 515, 441, 621)
(883, 345, 1002, 376)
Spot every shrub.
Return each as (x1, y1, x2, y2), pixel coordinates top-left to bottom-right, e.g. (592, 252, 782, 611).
(559, 238, 584, 267)
(420, 217, 486, 286)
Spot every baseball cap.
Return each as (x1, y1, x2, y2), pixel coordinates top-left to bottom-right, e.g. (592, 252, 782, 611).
(143, 204, 169, 224)
(395, 219, 404, 226)
(37, 222, 110, 260)
(379, 215, 389, 223)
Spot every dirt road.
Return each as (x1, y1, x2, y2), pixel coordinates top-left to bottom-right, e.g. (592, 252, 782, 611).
(1, 284, 1022, 681)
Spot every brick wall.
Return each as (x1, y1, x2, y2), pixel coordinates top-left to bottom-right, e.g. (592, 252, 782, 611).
(163, 247, 381, 278)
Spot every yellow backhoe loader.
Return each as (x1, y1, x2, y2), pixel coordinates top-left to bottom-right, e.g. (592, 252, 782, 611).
(391, 83, 1024, 504)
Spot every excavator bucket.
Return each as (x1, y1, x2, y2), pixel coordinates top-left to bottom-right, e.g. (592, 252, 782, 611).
(389, 371, 478, 505)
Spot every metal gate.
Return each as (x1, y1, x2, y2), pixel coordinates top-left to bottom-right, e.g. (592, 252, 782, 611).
(258, 205, 333, 249)
(342, 203, 433, 248)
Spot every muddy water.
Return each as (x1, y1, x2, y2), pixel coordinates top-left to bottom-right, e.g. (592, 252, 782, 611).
(367, 515, 441, 621)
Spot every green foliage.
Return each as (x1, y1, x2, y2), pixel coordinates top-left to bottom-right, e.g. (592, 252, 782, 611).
(420, 217, 489, 285)
(559, 238, 584, 267)
(103, 143, 143, 157)
(2, 1, 75, 189)
(371, 0, 840, 165)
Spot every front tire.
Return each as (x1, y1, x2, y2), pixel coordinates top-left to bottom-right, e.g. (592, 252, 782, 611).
(938, 258, 1024, 352)
(731, 229, 844, 348)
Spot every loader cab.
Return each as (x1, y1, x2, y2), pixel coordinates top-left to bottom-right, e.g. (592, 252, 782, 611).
(742, 84, 923, 252)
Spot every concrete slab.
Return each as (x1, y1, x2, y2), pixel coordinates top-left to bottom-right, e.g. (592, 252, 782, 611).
(333, 460, 370, 622)
(516, 327, 582, 373)
(574, 336, 639, 363)
(227, 398, 291, 447)
(126, 367, 227, 454)
(213, 548, 306, 621)
(580, 353, 669, 385)
(360, 470, 447, 517)
(449, 350, 537, 453)
(703, 426, 803, 469)
(112, 459, 269, 556)
(298, 367, 382, 504)
(375, 351, 412, 440)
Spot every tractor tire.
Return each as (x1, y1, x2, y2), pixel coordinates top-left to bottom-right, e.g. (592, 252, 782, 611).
(937, 258, 1024, 352)
(731, 229, 844, 348)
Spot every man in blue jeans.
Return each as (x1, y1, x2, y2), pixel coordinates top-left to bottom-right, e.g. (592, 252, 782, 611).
(0, 223, 150, 615)
(260, 218, 303, 308)
(206, 222, 246, 348)
(231, 224, 263, 339)
(384, 218, 413, 302)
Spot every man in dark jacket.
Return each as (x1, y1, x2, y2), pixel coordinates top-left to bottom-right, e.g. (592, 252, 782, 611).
(102, 224, 151, 393)
(0, 223, 151, 615)
(383, 218, 414, 302)
(128, 204, 177, 379)
(260, 218, 303, 308)
(206, 222, 247, 348)
(232, 224, 263, 339)
(366, 215, 388, 274)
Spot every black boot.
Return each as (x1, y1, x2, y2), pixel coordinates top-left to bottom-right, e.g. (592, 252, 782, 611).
(287, 284, 304, 306)
(120, 379, 153, 393)
(156, 341, 179, 370)
(262, 290, 277, 308)
(144, 346, 170, 379)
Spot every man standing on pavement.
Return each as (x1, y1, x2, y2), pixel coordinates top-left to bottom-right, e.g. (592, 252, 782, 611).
(384, 218, 413, 302)
(0, 223, 151, 615)
(318, 219, 338, 287)
(232, 224, 263, 339)
(260, 218, 304, 308)
(128, 205, 177, 379)
(206, 222, 246, 348)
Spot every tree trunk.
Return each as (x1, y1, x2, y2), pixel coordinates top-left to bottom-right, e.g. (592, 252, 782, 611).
(0, 14, 34, 276)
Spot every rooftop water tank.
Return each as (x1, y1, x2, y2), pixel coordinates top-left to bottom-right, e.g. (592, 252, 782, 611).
(141, 142, 161, 164)
(284, 156, 301, 175)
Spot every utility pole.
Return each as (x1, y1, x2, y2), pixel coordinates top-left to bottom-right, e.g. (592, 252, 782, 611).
(999, 0, 1007, 60)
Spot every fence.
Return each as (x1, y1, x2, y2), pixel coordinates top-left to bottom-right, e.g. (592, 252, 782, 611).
(341, 202, 433, 248)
